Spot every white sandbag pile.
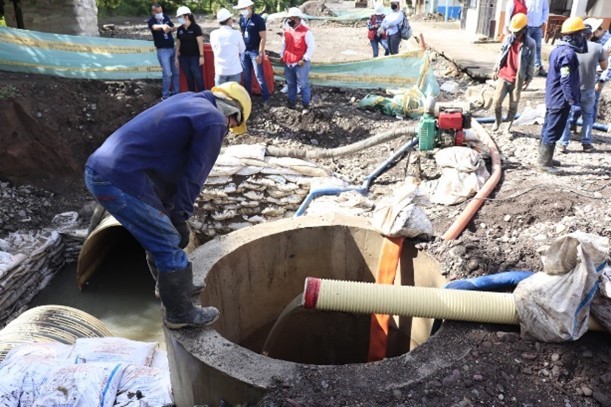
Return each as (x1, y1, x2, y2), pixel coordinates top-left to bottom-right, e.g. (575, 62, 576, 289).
(0, 212, 88, 327)
(0, 337, 173, 407)
(0, 231, 64, 326)
(194, 145, 347, 237)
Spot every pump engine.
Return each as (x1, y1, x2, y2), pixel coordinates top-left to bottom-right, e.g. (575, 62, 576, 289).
(418, 103, 472, 151)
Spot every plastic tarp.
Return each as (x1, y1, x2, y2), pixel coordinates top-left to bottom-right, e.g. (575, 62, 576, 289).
(0, 26, 438, 93)
(270, 50, 439, 93)
(0, 26, 160, 80)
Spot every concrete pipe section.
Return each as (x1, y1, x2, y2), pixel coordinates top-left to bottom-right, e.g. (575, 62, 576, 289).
(165, 214, 458, 407)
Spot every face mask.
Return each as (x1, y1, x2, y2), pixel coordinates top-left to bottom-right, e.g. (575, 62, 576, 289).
(564, 33, 587, 53)
(154, 13, 163, 20)
(391, 4, 398, 10)
(288, 19, 296, 28)
(177, 17, 185, 25)
(240, 10, 250, 17)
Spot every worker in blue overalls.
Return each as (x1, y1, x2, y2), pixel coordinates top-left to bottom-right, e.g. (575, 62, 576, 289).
(85, 82, 251, 329)
(538, 17, 587, 173)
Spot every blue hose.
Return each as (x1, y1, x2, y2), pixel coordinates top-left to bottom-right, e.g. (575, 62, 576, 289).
(475, 115, 609, 132)
(294, 137, 419, 217)
(430, 270, 534, 335)
(444, 270, 534, 291)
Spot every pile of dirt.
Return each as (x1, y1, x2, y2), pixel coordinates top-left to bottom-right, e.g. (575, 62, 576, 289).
(410, 12, 447, 22)
(299, 0, 336, 17)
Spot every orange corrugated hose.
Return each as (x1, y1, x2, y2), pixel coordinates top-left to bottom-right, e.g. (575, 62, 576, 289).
(367, 236, 404, 362)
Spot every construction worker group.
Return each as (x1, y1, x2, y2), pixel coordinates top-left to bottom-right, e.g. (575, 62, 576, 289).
(492, 12, 609, 173)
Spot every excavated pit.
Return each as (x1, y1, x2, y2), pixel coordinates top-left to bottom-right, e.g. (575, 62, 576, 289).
(164, 214, 452, 406)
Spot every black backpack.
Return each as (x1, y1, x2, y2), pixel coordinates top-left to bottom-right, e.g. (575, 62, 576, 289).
(400, 11, 412, 40)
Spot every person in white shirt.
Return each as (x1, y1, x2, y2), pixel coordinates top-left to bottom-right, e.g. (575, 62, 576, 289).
(527, 0, 548, 76)
(210, 8, 246, 85)
(380, 0, 403, 55)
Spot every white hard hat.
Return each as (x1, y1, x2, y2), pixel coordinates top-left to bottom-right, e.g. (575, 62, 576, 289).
(374, 4, 385, 14)
(583, 17, 603, 32)
(233, 0, 254, 10)
(176, 6, 192, 17)
(287, 7, 304, 19)
(217, 8, 233, 22)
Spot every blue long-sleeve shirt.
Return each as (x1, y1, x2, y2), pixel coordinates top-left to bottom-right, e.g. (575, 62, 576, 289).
(86, 91, 227, 221)
(545, 42, 580, 109)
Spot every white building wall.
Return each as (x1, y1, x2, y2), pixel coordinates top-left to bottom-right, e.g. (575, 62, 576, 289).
(465, 0, 480, 36)
(571, 0, 611, 17)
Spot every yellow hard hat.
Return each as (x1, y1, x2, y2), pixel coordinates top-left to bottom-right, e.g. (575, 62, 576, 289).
(211, 81, 252, 135)
(561, 17, 586, 34)
(508, 13, 528, 32)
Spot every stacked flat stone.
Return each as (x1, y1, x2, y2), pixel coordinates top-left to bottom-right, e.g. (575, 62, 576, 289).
(193, 145, 348, 238)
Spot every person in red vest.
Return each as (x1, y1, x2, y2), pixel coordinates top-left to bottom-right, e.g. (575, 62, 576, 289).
(367, 4, 389, 58)
(491, 13, 535, 135)
(507, 0, 549, 77)
(505, 0, 527, 28)
(281, 7, 316, 115)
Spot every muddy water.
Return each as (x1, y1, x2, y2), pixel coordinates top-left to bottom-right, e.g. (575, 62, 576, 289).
(29, 237, 165, 348)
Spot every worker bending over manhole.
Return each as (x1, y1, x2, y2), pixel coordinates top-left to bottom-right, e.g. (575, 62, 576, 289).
(84, 82, 251, 329)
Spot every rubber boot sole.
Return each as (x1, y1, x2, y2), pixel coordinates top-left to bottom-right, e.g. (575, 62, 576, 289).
(164, 312, 219, 330)
(538, 165, 560, 174)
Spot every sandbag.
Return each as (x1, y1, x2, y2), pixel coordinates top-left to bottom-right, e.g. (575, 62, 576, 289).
(32, 362, 125, 407)
(514, 232, 609, 342)
(422, 147, 490, 205)
(70, 337, 157, 367)
(371, 183, 432, 238)
(114, 365, 173, 407)
(591, 262, 611, 332)
(1, 358, 58, 407)
(1, 342, 72, 364)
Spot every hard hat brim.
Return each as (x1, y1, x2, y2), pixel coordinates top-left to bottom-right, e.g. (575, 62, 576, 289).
(230, 122, 247, 135)
(233, 0, 254, 10)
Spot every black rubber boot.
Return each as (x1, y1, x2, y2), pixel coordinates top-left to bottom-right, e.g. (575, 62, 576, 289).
(157, 263, 219, 329)
(537, 144, 559, 174)
(146, 253, 202, 299)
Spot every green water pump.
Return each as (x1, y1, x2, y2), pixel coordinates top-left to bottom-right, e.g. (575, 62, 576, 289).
(418, 112, 437, 151)
(417, 103, 472, 151)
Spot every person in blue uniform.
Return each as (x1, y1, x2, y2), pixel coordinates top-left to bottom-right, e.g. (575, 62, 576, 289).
(84, 82, 251, 329)
(234, 0, 270, 106)
(538, 17, 587, 173)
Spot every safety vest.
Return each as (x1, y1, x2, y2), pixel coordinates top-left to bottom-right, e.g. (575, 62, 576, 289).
(284, 25, 309, 64)
(512, 0, 527, 17)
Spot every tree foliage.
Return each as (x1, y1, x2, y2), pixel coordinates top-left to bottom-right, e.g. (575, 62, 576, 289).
(96, 0, 303, 17)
